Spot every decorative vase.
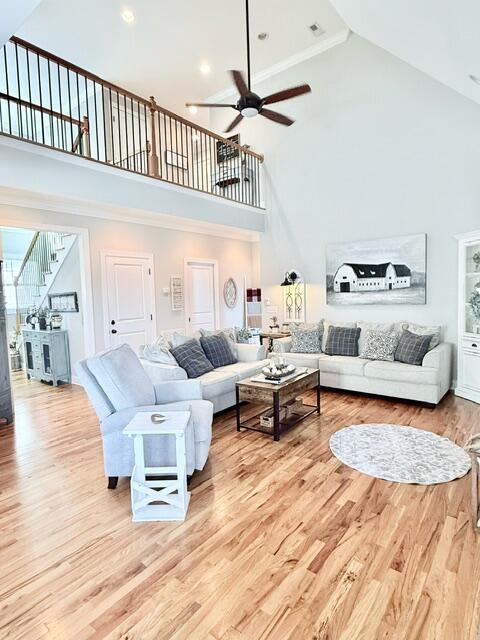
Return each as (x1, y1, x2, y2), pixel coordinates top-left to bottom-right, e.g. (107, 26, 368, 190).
(38, 316, 47, 331)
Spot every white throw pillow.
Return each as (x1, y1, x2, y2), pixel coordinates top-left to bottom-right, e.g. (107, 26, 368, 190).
(360, 329, 399, 362)
(322, 321, 356, 352)
(357, 322, 394, 355)
(143, 335, 177, 365)
(401, 322, 441, 351)
(170, 331, 193, 348)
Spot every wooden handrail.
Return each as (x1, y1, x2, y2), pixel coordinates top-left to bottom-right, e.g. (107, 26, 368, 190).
(13, 231, 39, 287)
(9, 36, 264, 163)
(0, 92, 82, 127)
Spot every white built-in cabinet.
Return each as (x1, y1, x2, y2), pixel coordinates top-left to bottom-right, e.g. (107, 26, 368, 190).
(456, 231, 480, 404)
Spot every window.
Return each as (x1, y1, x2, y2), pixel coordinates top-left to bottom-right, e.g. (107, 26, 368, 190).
(2, 259, 22, 312)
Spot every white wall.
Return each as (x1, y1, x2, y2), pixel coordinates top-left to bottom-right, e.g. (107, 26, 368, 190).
(211, 34, 480, 361)
(0, 205, 258, 357)
(46, 237, 85, 369)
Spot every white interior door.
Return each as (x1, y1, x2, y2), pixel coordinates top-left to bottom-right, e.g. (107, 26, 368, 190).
(185, 259, 219, 334)
(103, 253, 155, 350)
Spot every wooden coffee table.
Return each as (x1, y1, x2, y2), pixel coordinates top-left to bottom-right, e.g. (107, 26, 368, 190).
(236, 368, 320, 441)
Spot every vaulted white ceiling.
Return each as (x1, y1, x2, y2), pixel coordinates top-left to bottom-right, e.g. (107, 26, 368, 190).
(330, 0, 480, 106)
(15, 0, 348, 118)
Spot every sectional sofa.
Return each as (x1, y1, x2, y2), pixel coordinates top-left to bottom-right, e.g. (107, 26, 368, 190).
(273, 321, 452, 405)
(141, 339, 269, 413)
(140, 322, 452, 410)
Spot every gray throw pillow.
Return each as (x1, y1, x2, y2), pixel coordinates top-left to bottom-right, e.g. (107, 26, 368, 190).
(200, 334, 237, 368)
(394, 330, 433, 366)
(359, 330, 399, 362)
(170, 339, 214, 378)
(290, 327, 322, 353)
(324, 326, 361, 357)
(200, 327, 237, 357)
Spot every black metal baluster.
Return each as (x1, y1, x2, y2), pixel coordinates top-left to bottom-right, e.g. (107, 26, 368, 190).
(75, 71, 82, 154)
(57, 63, 65, 150)
(93, 80, 99, 161)
(162, 112, 168, 180)
(66, 67, 74, 150)
(84, 75, 90, 157)
(143, 103, 148, 173)
(122, 93, 129, 169)
(157, 111, 162, 179)
(14, 42, 24, 139)
(116, 91, 122, 164)
(3, 47, 12, 134)
(108, 87, 114, 162)
(37, 52, 45, 144)
(47, 59, 54, 147)
(25, 47, 35, 140)
(131, 98, 136, 172)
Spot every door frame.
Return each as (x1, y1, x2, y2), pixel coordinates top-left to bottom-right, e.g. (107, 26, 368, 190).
(0, 217, 95, 364)
(183, 257, 220, 334)
(100, 250, 157, 349)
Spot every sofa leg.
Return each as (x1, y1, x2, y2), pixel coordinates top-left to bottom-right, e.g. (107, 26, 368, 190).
(107, 476, 119, 490)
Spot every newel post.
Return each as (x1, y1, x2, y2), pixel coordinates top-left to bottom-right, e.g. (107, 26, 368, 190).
(148, 96, 159, 177)
(82, 116, 91, 158)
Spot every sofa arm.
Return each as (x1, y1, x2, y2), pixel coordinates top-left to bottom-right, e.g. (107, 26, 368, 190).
(154, 380, 202, 403)
(422, 342, 451, 369)
(236, 343, 267, 362)
(141, 359, 187, 383)
(422, 342, 452, 395)
(272, 337, 292, 354)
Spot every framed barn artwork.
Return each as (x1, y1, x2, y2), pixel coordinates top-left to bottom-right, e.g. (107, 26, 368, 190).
(326, 233, 426, 305)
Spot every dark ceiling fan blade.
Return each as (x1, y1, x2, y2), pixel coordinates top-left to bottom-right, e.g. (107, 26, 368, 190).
(262, 84, 312, 105)
(185, 102, 236, 108)
(230, 70, 249, 97)
(260, 108, 294, 126)
(224, 112, 244, 133)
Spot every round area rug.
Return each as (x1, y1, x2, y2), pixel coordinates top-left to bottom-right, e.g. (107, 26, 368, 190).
(329, 424, 471, 485)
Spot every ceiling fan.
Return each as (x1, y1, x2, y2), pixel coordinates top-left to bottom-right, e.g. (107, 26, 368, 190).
(185, 0, 312, 133)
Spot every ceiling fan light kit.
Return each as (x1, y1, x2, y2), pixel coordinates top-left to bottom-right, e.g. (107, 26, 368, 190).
(185, 0, 312, 132)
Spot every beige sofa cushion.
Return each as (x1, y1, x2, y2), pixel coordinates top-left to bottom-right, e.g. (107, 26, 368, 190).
(217, 360, 270, 382)
(283, 352, 321, 369)
(364, 360, 440, 385)
(199, 370, 238, 400)
(319, 355, 369, 376)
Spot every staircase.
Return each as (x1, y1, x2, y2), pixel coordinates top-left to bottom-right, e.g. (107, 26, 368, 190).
(14, 231, 77, 324)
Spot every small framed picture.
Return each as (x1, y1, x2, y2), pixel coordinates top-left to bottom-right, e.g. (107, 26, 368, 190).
(48, 292, 79, 313)
(216, 134, 240, 163)
(165, 150, 188, 171)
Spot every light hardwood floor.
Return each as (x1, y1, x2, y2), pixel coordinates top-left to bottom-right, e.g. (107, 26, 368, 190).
(1, 373, 479, 640)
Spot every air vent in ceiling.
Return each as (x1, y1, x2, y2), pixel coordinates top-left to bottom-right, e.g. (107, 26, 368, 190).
(308, 22, 325, 37)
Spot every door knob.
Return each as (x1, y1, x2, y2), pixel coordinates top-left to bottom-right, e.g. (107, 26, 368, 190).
(111, 329, 117, 334)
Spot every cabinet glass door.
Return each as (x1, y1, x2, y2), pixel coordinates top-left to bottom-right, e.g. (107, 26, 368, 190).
(466, 242, 480, 335)
(25, 341, 34, 370)
(42, 343, 51, 375)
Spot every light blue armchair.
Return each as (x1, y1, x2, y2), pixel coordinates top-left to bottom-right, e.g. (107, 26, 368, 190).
(76, 343, 213, 489)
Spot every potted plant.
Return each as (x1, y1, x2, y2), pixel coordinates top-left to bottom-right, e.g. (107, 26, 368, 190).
(269, 315, 279, 333)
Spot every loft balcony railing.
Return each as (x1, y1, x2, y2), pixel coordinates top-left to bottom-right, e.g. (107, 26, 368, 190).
(0, 37, 264, 208)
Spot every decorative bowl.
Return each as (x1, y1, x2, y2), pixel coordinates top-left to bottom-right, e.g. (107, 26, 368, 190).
(262, 363, 296, 381)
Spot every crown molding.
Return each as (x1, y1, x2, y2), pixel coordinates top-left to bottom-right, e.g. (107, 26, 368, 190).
(207, 29, 351, 103)
(0, 187, 261, 243)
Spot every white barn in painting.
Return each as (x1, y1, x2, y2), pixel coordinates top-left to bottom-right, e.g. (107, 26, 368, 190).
(333, 262, 411, 293)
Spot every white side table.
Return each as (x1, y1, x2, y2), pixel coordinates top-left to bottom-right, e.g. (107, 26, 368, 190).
(123, 411, 191, 522)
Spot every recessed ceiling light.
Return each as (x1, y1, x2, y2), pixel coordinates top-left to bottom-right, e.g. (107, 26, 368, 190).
(469, 74, 480, 86)
(257, 32, 268, 41)
(199, 63, 211, 75)
(188, 105, 198, 115)
(121, 8, 135, 23)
